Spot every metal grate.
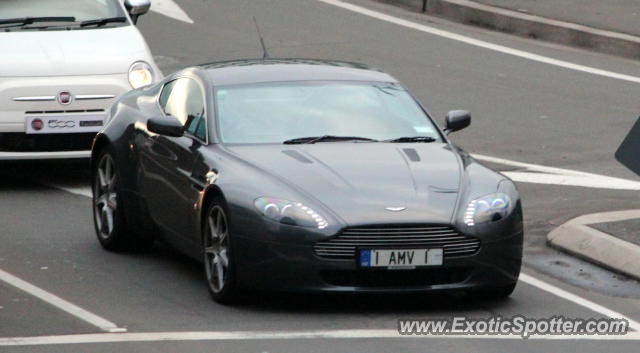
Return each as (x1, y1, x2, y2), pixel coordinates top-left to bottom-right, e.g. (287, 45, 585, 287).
(314, 225, 480, 260)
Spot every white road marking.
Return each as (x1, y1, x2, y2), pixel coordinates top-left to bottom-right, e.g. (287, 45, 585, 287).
(3, 273, 639, 346)
(471, 154, 640, 190)
(316, 0, 640, 84)
(1, 329, 639, 346)
(519, 273, 640, 332)
(472, 154, 620, 177)
(0, 268, 126, 333)
(49, 184, 93, 198)
(150, 0, 194, 24)
(499, 172, 640, 190)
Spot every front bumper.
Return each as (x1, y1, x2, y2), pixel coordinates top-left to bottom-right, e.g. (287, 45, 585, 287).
(232, 221, 523, 293)
(0, 73, 130, 160)
(0, 150, 90, 160)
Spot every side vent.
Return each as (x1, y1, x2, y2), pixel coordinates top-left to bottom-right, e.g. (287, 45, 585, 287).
(402, 148, 421, 162)
(282, 150, 313, 164)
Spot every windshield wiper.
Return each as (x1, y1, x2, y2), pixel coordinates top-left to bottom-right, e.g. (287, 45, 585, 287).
(283, 135, 379, 144)
(372, 84, 403, 96)
(384, 136, 437, 143)
(79, 16, 127, 27)
(0, 16, 75, 28)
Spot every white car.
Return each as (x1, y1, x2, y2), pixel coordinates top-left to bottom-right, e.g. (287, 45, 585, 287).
(0, 0, 160, 160)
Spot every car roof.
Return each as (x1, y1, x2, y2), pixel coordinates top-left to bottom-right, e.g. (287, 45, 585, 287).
(199, 58, 397, 86)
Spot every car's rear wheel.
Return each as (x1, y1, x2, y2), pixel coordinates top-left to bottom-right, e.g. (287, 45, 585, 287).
(93, 148, 153, 251)
(203, 198, 237, 304)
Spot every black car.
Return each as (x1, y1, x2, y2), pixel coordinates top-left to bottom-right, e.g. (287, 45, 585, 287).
(91, 59, 523, 303)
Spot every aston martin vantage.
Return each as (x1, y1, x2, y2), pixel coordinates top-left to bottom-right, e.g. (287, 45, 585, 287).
(91, 59, 523, 303)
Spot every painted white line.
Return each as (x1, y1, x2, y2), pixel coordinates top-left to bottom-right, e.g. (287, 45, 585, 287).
(49, 184, 93, 198)
(500, 171, 640, 190)
(472, 154, 619, 178)
(1, 329, 639, 346)
(472, 153, 640, 190)
(519, 273, 640, 332)
(0, 268, 126, 333)
(150, 0, 194, 24)
(316, 0, 640, 84)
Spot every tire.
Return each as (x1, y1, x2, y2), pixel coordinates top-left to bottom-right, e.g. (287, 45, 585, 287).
(202, 197, 238, 304)
(92, 148, 154, 252)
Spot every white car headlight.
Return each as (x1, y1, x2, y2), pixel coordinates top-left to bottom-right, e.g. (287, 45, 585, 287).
(464, 193, 512, 226)
(254, 197, 328, 229)
(128, 61, 154, 89)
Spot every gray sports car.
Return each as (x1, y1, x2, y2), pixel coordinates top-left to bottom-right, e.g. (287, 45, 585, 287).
(91, 59, 523, 303)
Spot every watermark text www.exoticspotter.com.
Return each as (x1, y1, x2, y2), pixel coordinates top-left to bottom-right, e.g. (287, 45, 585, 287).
(398, 316, 629, 338)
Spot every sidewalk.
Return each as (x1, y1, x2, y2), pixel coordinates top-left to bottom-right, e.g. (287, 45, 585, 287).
(473, 0, 640, 37)
(548, 210, 640, 281)
(384, 0, 640, 59)
(590, 218, 640, 247)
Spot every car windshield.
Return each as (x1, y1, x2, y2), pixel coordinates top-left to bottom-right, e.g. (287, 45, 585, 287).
(215, 81, 442, 144)
(0, 0, 127, 26)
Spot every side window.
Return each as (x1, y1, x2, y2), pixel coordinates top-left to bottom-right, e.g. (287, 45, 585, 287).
(159, 78, 207, 142)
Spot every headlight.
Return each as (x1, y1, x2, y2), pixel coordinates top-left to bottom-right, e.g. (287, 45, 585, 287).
(464, 193, 512, 226)
(128, 61, 154, 89)
(254, 197, 328, 229)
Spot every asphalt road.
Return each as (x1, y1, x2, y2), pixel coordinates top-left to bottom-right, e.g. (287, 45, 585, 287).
(1, 0, 640, 351)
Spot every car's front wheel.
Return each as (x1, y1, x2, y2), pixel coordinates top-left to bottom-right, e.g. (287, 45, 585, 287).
(203, 197, 238, 304)
(93, 148, 153, 252)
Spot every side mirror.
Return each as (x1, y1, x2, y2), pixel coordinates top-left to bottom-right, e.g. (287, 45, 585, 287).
(124, 0, 151, 24)
(444, 110, 471, 134)
(147, 117, 183, 137)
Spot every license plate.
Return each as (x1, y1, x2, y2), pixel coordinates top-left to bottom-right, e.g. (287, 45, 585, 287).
(25, 115, 105, 134)
(359, 248, 443, 269)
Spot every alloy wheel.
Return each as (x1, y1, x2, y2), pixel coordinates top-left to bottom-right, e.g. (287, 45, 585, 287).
(94, 154, 118, 239)
(204, 205, 229, 293)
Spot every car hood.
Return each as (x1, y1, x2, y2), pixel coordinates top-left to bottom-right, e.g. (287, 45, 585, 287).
(0, 26, 154, 77)
(225, 143, 462, 225)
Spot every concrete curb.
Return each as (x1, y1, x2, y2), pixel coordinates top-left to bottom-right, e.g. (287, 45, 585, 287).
(385, 0, 640, 60)
(548, 210, 640, 281)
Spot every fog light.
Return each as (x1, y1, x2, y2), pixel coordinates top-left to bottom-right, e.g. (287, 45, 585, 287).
(31, 119, 43, 131)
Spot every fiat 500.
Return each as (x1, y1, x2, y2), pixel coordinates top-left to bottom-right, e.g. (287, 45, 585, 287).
(0, 0, 160, 159)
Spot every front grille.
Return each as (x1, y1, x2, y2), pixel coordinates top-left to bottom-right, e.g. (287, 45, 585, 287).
(0, 133, 95, 152)
(314, 225, 480, 260)
(25, 109, 105, 114)
(321, 268, 472, 287)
